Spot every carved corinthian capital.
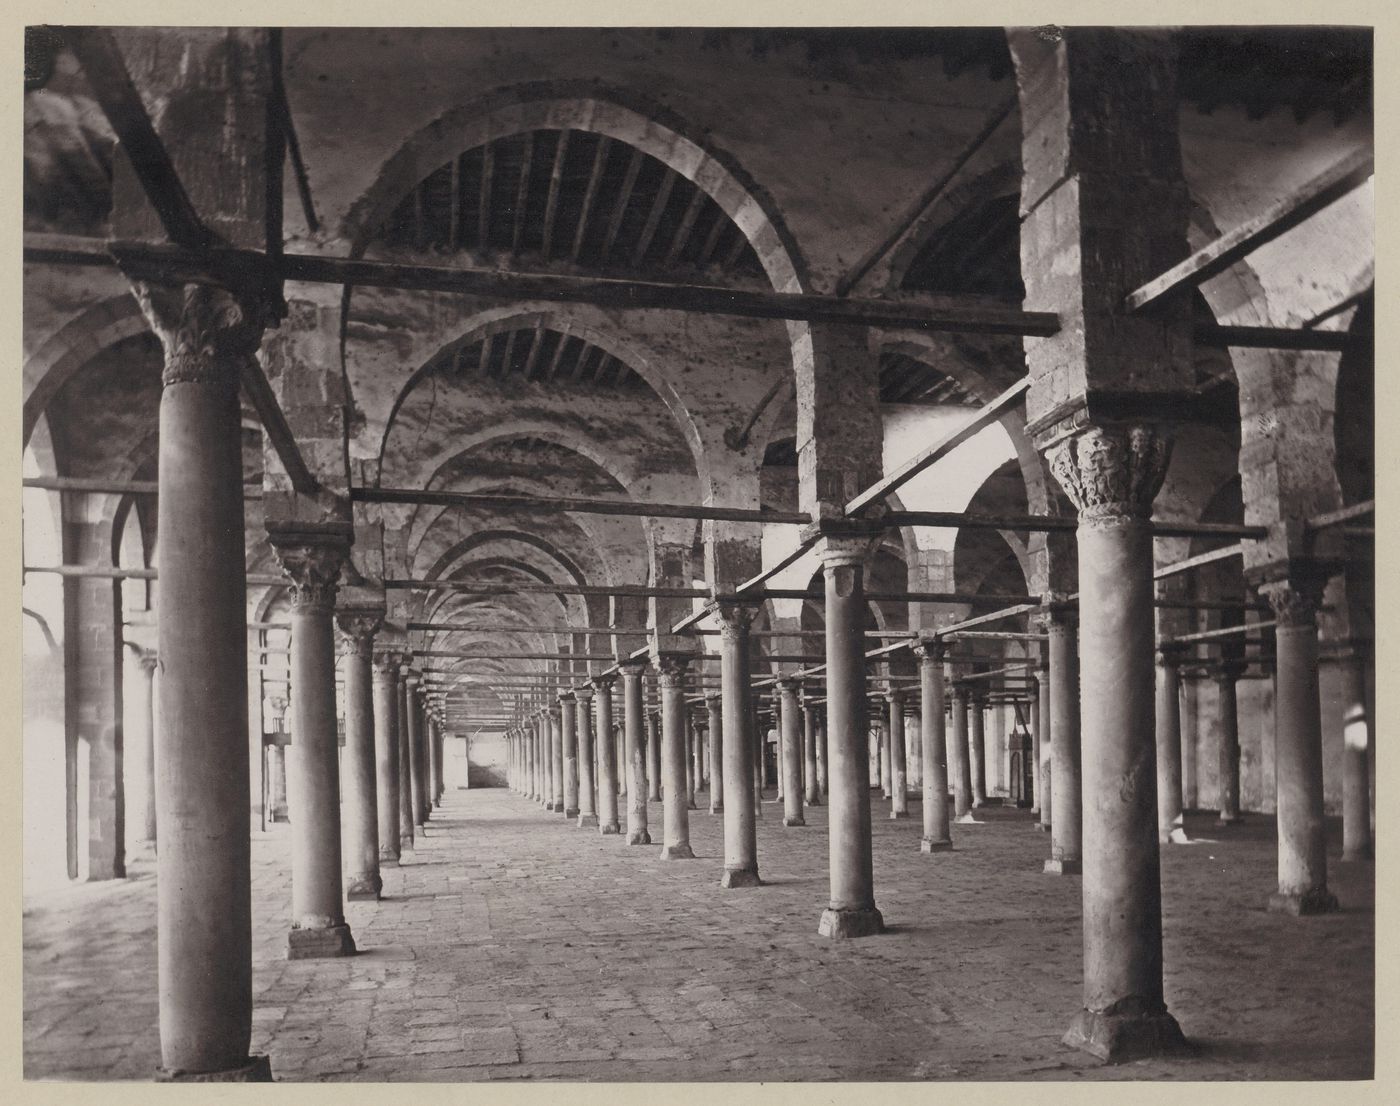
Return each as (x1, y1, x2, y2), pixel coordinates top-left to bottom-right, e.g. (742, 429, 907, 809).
(336, 611, 383, 655)
(1261, 572, 1328, 628)
(1045, 423, 1172, 526)
(131, 282, 281, 388)
(268, 523, 352, 614)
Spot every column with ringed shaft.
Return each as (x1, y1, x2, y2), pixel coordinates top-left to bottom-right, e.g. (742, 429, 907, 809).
(371, 650, 402, 867)
(561, 694, 580, 818)
(1213, 660, 1243, 824)
(404, 673, 427, 827)
(810, 525, 885, 938)
(621, 662, 652, 845)
(268, 522, 356, 960)
(396, 671, 414, 851)
(1261, 574, 1340, 915)
(1154, 645, 1189, 844)
(802, 695, 820, 806)
(646, 709, 662, 801)
(914, 639, 952, 851)
(1043, 602, 1082, 875)
(887, 690, 909, 818)
(336, 609, 384, 901)
(716, 602, 759, 885)
(655, 654, 695, 860)
(948, 683, 976, 823)
(779, 678, 805, 827)
(705, 695, 724, 813)
(1338, 643, 1373, 862)
(575, 685, 598, 827)
(135, 651, 159, 845)
(137, 276, 275, 1079)
(549, 702, 565, 816)
(593, 676, 621, 834)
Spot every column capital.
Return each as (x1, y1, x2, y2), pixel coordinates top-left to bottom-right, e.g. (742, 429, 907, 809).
(618, 661, 648, 679)
(574, 683, 595, 704)
(371, 649, 405, 675)
(558, 691, 576, 704)
(654, 653, 691, 686)
(335, 610, 384, 655)
(1260, 570, 1329, 628)
(132, 280, 283, 389)
(802, 518, 886, 569)
(267, 521, 354, 613)
(776, 676, 801, 694)
(912, 636, 945, 664)
(1044, 422, 1172, 527)
(137, 650, 160, 674)
(1155, 642, 1186, 667)
(590, 673, 617, 692)
(714, 600, 756, 639)
(886, 688, 905, 706)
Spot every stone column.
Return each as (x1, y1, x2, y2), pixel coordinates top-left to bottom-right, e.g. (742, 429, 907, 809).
(268, 741, 290, 823)
(268, 524, 355, 959)
(949, 686, 975, 822)
(1046, 424, 1184, 1058)
(396, 673, 414, 852)
(1338, 646, 1373, 862)
(1180, 674, 1199, 811)
(691, 710, 706, 805)
(405, 675, 427, 827)
(656, 656, 695, 859)
(969, 693, 987, 807)
(1154, 647, 1188, 844)
(877, 715, 891, 798)
(1262, 576, 1339, 915)
(427, 716, 442, 809)
(372, 652, 401, 867)
(887, 692, 909, 819)
(717, 604, 758, 884)
(621, 664, 651, 845)
(1044, 606, 1082, 874)
(336, 612, 382, 901)
(575, 685, 598, 827)
(561, 694, 579, 818)
(138, 280, 272, 1079)
(815, 531, 884, 938)
(550, 703, 565, 816)
(816, 709, 828, 795)
(914, 642, 952, 851)
(779, 678, 805, 827)
(136, 652, 159, 845)
(685, 713, 698, 808)
(1215, 663, 1248, 828)
(706, 696, 724, 813)
(1028, 674, 1042, 817)
(539, 713, 553, 810)
(906, 705, 922, 792)
(802, 699, 821, 806)
(646, 709, 662, 802)
(1037, 656, 1053, 831)
(594, 677, 620, 834)
(523, 722, 535, 801)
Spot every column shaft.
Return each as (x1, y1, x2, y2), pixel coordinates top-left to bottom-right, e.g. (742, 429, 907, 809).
(576, 690, 598, 827)
(916, 648, 952, 850)
(396, 675, 414, 851)
(1339, 652, 1373, 862)
(622, 668, 651, 844)
(550, 707, 565, 815)
(969, 697, 986, 806)
(888, 695, 908, 818)
(1046, 614, 1082, 873)
(949, 689, 973, 821)
(719, 608, 758, 883)
(657, 658, 694, 859)
(372, 656, 400, 866)
(646, 711, 662, 801)
(339, 623, 380, 900)
(1038, 663, 1053, 830)
(817, 545, 883, 938)
(780, 681, 805, 827)
(802, 703, 820, 805)
(706, 698, 724, 813)
(1154, 654, 1186, 844)
(562, 697, 579, 818)
(595, 682, 620, 833)
(406, 682, 426, 826)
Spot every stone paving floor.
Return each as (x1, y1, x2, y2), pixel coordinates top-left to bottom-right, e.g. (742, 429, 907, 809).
(23, 786, 1374, 1082)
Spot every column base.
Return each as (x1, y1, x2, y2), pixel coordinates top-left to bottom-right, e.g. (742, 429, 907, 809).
(783, 816, 806, 827)
(1161, 827, 1191, 845)
(156, 1055, 273, 1082)
(1215, 813, 1243, 826)
(1037, 822, 1052, 832)
(1043, 857, 1082, 876)
(920, 836, 953, 853)
(1063, 1001, 1188, 1063)
(346, 874, 382, 901)
(1342, 846, 1373, 863)
(577, 813, 599, 828)
(805, 796, 822, 807)
(818, 905, 885, 939)
(658, 844, 695, 860)
(627, 829, 652, 845)
(889, 809, 909, 820)
(709, 803, 723, 815)
(270, 812, 290, 824)
(720, 867, 761, 888)
(955, 813, 984, 825)
(544, 802, 557, 812)
(378, 854, 400, 868)
(600, 822, 621, 835)
(564, 807, 580, 818)
(1268, 888, 1340, 916)
(287, 923, 356, 960)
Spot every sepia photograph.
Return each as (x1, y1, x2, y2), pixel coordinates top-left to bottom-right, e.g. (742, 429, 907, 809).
(19, 10, 1378, 1088)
